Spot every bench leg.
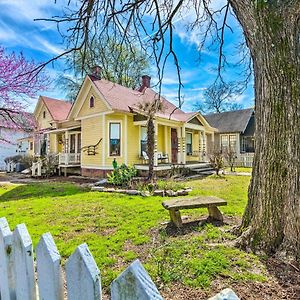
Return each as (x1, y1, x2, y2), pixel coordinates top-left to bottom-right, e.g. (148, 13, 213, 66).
(169, 209, 182, 228)
(207, 205, 223, 222)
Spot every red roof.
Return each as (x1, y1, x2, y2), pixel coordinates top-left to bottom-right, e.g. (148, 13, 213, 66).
(90, 76, 197, 122)
(41, 96, 72, 121)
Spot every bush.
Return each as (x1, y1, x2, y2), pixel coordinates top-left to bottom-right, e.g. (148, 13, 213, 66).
(156, 179, 185, 192)
(107, 164, 137, 187)
(209, 151, 224, 176)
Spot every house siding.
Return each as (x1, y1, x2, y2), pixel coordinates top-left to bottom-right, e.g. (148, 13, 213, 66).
(77, 87, 108, 118)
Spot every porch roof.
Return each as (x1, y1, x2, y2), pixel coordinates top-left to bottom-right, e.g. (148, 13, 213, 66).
(44, 126, 81, 134)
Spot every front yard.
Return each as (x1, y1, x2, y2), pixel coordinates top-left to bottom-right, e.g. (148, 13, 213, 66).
(0, 175, 298, 299)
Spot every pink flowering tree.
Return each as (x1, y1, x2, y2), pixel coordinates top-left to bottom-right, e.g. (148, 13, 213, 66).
(0, 47, 48, 143)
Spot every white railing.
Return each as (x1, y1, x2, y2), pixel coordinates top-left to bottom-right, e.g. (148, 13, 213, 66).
(58, 153, 81, 165)
(6, 162, 16, 173)
(237, 153, 254, 167)
(31, 161, 42, 177)
(0, 218, 162, 300)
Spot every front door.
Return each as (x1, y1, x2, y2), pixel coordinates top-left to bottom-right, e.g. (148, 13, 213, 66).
(171, 128, 178, 163)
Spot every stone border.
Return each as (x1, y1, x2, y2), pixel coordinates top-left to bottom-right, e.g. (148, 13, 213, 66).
(91, 186, 192, 197)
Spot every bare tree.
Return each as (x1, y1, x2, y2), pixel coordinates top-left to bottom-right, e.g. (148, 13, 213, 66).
(37, 1, 300, 259)
(194, 81, 244, 113)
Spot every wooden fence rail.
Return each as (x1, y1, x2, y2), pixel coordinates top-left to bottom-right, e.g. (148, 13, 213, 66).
(0, 218, 239, 300)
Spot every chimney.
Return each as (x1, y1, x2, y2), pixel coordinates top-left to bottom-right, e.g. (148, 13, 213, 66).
(91, 65, 102, 79)
(139, 75, 151, 92)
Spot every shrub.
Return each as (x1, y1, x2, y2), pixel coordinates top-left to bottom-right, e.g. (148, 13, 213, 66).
(156, 179, 185, 192)
(107, 164, 137, 187)
(209, 151, 224, 176)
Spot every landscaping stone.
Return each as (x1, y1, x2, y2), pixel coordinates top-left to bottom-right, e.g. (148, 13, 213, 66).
(166, 190, 178, 197)
(153, 190, 165, 196)
(126, 190, 140, 195)
(103, 188, 116, 192)
(177, 189, 188, 196)
(208, 288, 240, 300)
(94, 179, 107, 186)
(115, 189, 126, 193)
(91, 186, 105, 192)
(184, 187, 193, 192)
(141, 191, 151, 197)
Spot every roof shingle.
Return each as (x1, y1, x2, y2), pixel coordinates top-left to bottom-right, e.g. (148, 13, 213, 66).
(204, 108, 254, 133)
(42, 96, 72, 121)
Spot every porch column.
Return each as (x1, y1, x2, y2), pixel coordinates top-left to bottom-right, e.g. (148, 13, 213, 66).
(198, 131, 202, 161)
(64, 131, 70, 165)
(181, 126, 186, 164)
(46, 133, 50, 155)
(177, 127, 182, 164)
(154, 121, 158, 167)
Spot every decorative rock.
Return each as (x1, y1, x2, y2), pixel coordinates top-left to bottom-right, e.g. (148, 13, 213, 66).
(103, 188, 116, 192)
(208, 288, 240, 300)
(177, 189, 188, 196)
(141, 191, 151, 197)
(111, 259, 163, 300)
(184, 188, 193, 192)
(115, 189, 126, 193)
(91, 186, 105, 192)
(166, 190, 177, 197)
(126, 190, 140, 195)
(94, 179, 107, 186)
(153, 190, 165, 196)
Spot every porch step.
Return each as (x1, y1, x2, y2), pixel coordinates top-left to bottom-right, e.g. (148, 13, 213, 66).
(186, 163, 211, 170)
(193, 167, 214, 173)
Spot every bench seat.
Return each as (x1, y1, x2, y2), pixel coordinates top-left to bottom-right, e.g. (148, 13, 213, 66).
(162, 196, 227, 227)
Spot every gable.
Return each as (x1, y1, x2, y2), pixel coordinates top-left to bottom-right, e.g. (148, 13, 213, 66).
(35, 100, 55, 130)
(77, 86, 110, 118)
(188, 116, 203, 126)
(69, 76, 112, 120)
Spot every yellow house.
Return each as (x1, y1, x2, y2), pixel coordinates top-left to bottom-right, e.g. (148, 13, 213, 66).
(33, 73, 217, 177)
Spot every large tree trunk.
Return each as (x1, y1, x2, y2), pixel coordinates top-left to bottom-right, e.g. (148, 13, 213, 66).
(230, 1, 300, 258)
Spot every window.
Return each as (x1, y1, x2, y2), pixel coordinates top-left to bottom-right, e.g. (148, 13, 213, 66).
(140, 126, 147, 155)
(89, 96, 95, 108)
(109, 123, 121, 156)
(220, 135, 228, 152)
(186, 132, 193, 155)
(43, 111, 46, 118)
(229, 135, 237, 152)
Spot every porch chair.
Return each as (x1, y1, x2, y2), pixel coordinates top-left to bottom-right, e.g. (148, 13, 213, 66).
(142, 151, 149, 164)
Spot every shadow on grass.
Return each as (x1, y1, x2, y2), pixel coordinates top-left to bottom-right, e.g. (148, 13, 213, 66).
(163, 218, 227, 237)
(0, 182, 89, 202)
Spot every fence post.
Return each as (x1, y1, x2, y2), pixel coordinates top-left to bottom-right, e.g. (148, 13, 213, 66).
(111, 259, 163, 300)
(66, 243, 101, 300)
(13, 224, 36, 300)
(0, 217, 16, 300)
(36, 232, 64, 300)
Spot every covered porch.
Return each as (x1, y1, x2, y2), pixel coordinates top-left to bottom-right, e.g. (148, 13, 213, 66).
(44, 126, 82, 166)
(133, 117, 214, 170)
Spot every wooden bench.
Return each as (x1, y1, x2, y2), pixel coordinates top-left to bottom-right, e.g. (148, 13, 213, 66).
(162, 196, 227, 228)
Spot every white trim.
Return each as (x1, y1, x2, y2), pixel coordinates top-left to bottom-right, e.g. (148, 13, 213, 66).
(185, 123, 205, 131)
(102, 115, 105, 165)
(107, 120, 123, 158)
(75, 111, 113, 121)
(164, 126, 168, 154)
(124, 115, 128, 164)
(81, 165, 114, 170)
(133, 120, 147, 126)
(44, 126, 81, 134)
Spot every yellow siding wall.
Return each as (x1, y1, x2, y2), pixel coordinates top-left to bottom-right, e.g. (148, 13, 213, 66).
(127, 115, 140, 165)
(81, 116, 102, 166)
(36, 103, 54, 130)
(186, 130, 201, 161)
(77, 87, 109, 118)
(49, 134, 57, 153)
(157, 125, 165, 153)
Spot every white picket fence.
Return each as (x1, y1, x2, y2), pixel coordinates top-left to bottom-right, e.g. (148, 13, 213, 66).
(236, 153, 254, 167)
(0, 218, 163, 300)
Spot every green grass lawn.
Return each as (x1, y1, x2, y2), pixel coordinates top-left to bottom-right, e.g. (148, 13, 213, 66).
(0, 175, 267, 292)
(225, 167, 252, 173)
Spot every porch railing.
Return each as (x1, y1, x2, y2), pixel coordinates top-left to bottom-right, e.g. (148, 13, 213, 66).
(58, 153, 81, 165)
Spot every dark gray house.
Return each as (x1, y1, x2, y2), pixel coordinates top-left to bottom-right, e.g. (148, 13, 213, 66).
(204, 108, 255, 155)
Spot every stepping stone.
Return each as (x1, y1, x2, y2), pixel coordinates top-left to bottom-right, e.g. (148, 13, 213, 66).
(208, 288, 240, 300)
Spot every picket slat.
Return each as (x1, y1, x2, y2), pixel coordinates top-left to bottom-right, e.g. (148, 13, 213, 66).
(66, 243, 102, 300)
(13, 223, 36, 300)
(36, 232, 64, 300)
(111, 259, 163, 300)
(0, 217, 15, 300)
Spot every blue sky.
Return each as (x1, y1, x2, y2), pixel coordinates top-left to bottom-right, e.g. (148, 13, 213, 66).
(0, 0, 254, 112)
